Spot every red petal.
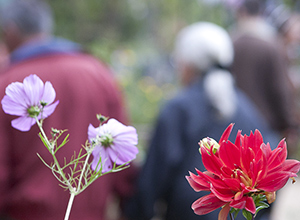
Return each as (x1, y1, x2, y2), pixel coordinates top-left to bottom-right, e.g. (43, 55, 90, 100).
(257, 171, 294, 192)
(261, 143, 272, 160)
(268, 139, 287, 171)
(201, 146, 223, 176)
(210, 184, 234, 202)
(221, 166, 234, 178)
(245, 196, 256, 214)
(240, 145, 254, 174)
(244, 130, 264, 154)
(186, 171, 210, 191)
(234, 130, 242, 148)
(267, 159, 300, 176)
(219, 124, 234, 144)
(219, 141, 241, 170)
(192, 193, 227, 215)
(230, 196, 246, 209)
(199, 171, 228, 189)
(223, 178, 241, 191)
(218, 203, 230, 220)
(282, 159, 300, 173)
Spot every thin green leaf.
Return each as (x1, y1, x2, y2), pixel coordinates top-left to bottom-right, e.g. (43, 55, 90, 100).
(55, 133, 70, 153)
(36, 153, 52, 169)
(242, 209, 253, 220)
(255, 201, 269, 215)
(38, 133, 51, 152)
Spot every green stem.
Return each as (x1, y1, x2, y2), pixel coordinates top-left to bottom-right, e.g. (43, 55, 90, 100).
(76, 153, 91, 192)
(35, 118, 72, 189)
(64, 192, 75, 220)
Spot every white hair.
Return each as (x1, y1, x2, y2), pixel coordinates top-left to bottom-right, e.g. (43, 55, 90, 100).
(174, 22, 234, 72)
(204, 69, 237, 119)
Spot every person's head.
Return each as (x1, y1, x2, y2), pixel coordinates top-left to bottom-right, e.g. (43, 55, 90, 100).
(174, 22, 234, 86)
(237, 0, 263, 19)
(0, 0, 53, 52)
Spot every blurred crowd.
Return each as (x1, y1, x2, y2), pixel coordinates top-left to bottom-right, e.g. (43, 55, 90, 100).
(0, 0, 300, 220)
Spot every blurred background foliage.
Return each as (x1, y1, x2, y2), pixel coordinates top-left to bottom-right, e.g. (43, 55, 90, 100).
(46, 0, 299, 161)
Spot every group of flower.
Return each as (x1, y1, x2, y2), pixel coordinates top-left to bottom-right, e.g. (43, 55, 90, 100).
(2, 74, 300, 220)
(186, 124, 300, 220)
(1, 74, 139, 174)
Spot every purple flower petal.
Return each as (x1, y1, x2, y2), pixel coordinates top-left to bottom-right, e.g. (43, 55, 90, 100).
(11, 116, 36, 132)
(92, 147, 113, 173)
(88, 124, 99, 142)
(42, 81, 56, 104)
(114, 128, 138, 145)
(91, 146, 101, 170)
(1, 95, 27, 116)
(40, 100, 59, 119)
(3, 82, 28, 110)
(23, 74, 44, 106)
(107, 144, 138, 164)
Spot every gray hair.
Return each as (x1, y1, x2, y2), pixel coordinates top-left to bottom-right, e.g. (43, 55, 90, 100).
(0, 0, 53, 36)
(174, 22, 234, 72)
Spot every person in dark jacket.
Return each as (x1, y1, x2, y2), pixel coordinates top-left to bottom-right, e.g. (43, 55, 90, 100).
(126, 22, 278, 220)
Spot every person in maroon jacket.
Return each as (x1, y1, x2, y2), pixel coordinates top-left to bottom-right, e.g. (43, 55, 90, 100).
(0, 0, 137, 219)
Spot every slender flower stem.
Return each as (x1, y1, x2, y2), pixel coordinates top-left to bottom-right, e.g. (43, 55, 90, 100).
(35, 118, 72, 189)
(64, 192, 75, 220)
(230, 213, 234, 220)
(76, 152, 91, 192)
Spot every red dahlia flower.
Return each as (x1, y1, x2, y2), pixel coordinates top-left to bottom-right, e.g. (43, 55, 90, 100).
(186, 124, 300, 220)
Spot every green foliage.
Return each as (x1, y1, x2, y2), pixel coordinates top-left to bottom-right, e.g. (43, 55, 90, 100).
(253, 194, 269, 216)
(242, 209, 253, 220)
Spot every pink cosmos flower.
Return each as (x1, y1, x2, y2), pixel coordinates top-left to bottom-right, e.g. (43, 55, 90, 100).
(186, 124, 300, 220)
(1, 74, 59, 132)
(88, 118, 138, 173)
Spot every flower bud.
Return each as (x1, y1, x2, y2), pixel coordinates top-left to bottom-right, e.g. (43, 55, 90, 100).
(96, 114, 108, 123)
(199, 137, 220, 154)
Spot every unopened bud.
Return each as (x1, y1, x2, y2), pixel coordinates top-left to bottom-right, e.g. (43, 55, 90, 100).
(199, 137, 220, 154)
(40, 101, 48, 107)
(96, 114, 108, 123)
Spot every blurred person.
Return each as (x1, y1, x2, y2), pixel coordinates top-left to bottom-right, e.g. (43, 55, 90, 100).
(0, 0, 137, 219)
(268, 7, 300, 102)
(230, 0, 299, 157)
(125, 22, 278, 220)
(0, 42, 8, 70)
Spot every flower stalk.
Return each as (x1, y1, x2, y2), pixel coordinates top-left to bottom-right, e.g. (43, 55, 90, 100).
(64, 192, 75, 220)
